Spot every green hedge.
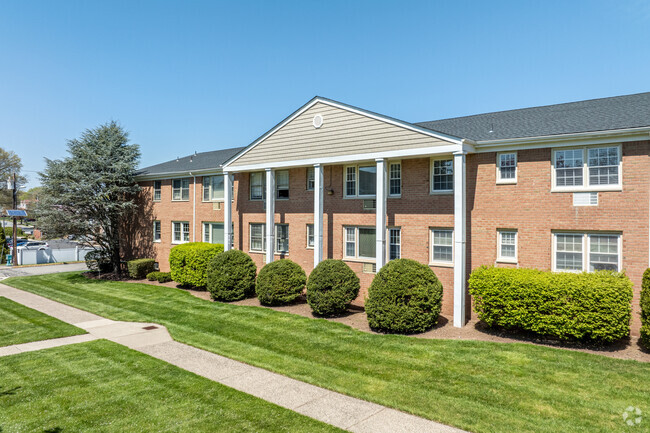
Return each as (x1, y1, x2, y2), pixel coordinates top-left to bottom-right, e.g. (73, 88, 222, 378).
(169, 243, 223, 288)
(365, 259, 443, 334)
(306, 260, 360, 316)
(641, 269, 650, 349)
(127, 259, 156, 279)
(469, 266, 633, 343)
(3, 227, 25, 237)
(256, 259, 306, 305)
(207, 250, 257, 301)
(146, 271, 172, 283)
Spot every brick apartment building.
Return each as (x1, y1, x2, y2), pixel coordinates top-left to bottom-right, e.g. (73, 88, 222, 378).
(136, 92, 650, 333)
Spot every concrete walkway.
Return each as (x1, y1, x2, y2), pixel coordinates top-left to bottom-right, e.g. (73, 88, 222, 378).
(0, 262, 88, 280)
(0, 283, 466, 433)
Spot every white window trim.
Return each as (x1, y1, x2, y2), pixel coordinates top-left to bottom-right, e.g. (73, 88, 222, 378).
(153, 220, 161, 243)
(275, 169, 290, 200)
(496, 229, 517, 264)
(551, 144, 622, 192)
(388, 227, 401, 260)
(171, 221, 190, 244)
(343, 164, 378, 199)
(248, 223, 289, 254)
(202, 175, 225, 202)
(429, 156, 454, 195)
(551, 231, 622, 272)
(306, 167, 315, 191)
(249, 172, 265, 201)
(342, 226, 398, 263)
(202, 221, 225, 244)
(388, 161, 402, 198)
(429, 228, 454, 267)
(496, 152, 517, 185)
(306, 224, 314, 249)
(153, 181, 162, 202)
(171, 178, 190, 202)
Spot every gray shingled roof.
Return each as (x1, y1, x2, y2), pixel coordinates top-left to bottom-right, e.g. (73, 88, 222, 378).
(137, 147, 245, 176)
(415, 92, 650, 142)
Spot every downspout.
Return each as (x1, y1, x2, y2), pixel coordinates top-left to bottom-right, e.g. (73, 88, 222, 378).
(191, 173, 196, 242)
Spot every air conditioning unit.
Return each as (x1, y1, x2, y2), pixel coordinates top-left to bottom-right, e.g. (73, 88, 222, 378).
(213, 202, 222, 211)
(362, 263, 377, 274)
(363, 199, 376, 210)
(573, 192, 598, 206)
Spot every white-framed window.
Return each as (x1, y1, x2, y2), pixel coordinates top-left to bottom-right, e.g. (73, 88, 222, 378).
(430, 229, 453, 264)
(203, 222, 224, 244)
(430, 158, 453, 193)
(344, 164, 376, 198)
(249, 223, 289, 253)
(250, 172, 265, 200)
(276, 170, 289, 199)
(153, 180, 162, 201)
(389, 162, 401, 196)
(306, 167, 315, 191)
(202, 175, 224, 201)
(172, 221, 190, 244)
(307, 224, 314, 248)
(153, 220, 161, 242)
(553, 232, 621, 272)
(276, 224, 289, 252)
(496, 152, 517, 184)
(389, 228, 401, 260)
(552, 145, 621, 191)
(497, 230, 517, 262)
(172, 179, 190, 201)
(343, 226, 376, 260)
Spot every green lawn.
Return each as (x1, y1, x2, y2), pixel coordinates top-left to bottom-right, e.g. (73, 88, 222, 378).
(5, 272, 650, 433)
(0, 339, 343, 433)
(0, 296, 86, 346)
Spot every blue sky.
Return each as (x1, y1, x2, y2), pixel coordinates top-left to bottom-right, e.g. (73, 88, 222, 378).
(1, 0, 649, 188)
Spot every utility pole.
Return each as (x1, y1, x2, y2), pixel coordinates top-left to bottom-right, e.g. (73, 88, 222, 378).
(12, 172, 17, 266)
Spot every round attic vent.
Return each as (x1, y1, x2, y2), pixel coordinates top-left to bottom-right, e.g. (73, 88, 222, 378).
(313, 114, 323, 129)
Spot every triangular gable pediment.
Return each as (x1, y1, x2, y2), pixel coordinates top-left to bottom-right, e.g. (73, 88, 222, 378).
(225, 97, 461, 169)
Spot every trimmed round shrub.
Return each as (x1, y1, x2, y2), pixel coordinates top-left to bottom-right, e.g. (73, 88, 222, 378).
(207, 249, 257, 301)
(306, 260, 360, 316)
(169, 242, 223, 288)
(146, 271, 158, 281)
(127, 258, 156, 279)
(365, 259, 443, 334)
(256, 259, 306, 305)
(641, 269, 650, 349)
(469, 266, 633, 343)
(146, 271, 172, 283)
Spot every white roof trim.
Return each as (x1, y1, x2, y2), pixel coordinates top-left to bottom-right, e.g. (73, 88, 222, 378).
(223, 96, 465, 169)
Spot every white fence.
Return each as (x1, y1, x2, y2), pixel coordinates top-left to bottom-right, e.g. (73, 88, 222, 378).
(16, 247, 97, 266)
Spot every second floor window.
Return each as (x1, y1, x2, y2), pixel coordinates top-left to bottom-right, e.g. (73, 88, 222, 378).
(250, 172, 265, 200)
(153, 180, 161, 201)
(276, 170, 289, 199)
(345, 165, 376, 197)
(172, 179, 190, 201)
(389, 163, 401, 196)
(307, 167, 315, 191)
(431, 159, 453, 192)
(497, 153, 517, 183)
(203, 175, 224, 201)
(553, 145, 621, 190)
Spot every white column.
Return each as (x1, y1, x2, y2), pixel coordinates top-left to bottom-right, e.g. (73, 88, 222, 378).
(223, 171, 233, 251)
(453, 151, 467, 328)
(313, 164, 324, 267)
(375, 158, 387, 270)
(265, 168, 275, 264)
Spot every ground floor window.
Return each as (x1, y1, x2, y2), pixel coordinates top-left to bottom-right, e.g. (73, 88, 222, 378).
(430, 228, 453, 264)
(389, 228, 401, 260)
(343, 226, 376, 260)
(497, 230, 517, 262)
(307, 224, 314, 248)
(153, 221, 161, 242)
(172, 221, 190, 243)
(553, 232, 621, 272)
(249, 223, 289, 253)
(203, 222, 224, 244)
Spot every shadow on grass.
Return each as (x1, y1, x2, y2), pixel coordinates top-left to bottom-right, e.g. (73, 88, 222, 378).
(0, 386, 20, 397)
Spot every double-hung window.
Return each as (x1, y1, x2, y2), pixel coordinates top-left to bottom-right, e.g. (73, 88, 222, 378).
(389, 228, 401, 260)
(172, 221, 190, 243)
(307, 224, 314, 248)
(497, 152, 517, 183)
(431, 159, 453, 192)
(344, 165, 376, 197)
(203, 175, 224, 201)
(153, 181, 162, 201)
(553, 232, 621, 272)
(249, 223, 289, 253)
(153, 221, 161, 242)
(276, 170, 289, 199)
(497, 230, 517, 262)
(203, 222, 224, 244)
(172, 179, 190, 201)
(430, 229, 453, 263)
(250, 172, 265, 200)
(343, 227, 376, 259)
(553, 145, 621, 191)
(306, 167, 315, 191)
(389, 162, 401, 196)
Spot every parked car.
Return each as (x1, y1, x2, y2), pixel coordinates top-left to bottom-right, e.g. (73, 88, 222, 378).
(6, 237, 28, 247)
(17, 241, 49, 251)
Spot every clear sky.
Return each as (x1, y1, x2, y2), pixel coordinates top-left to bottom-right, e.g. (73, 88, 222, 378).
(1, 0, 649, 188)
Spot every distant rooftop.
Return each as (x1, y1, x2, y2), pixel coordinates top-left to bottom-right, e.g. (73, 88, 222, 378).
(416, 92, 650, 142)
(137, 147, 245, 176)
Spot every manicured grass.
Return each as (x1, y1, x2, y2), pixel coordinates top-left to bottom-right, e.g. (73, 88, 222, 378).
(0, 296, 85, 346)
(0, 339, 343, 432)
(5, 272, 650, 433)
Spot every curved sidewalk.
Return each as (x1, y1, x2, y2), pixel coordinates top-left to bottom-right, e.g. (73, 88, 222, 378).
(0, 283, 467, 433)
